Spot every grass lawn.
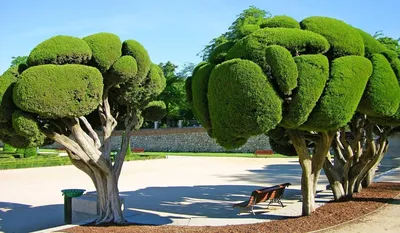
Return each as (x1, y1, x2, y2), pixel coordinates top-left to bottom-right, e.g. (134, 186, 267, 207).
(141, 152, 292, 158)
(0, 148, 166, 170)
(0, 147, 292, 170)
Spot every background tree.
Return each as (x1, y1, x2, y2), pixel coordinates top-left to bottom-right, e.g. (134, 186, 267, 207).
(1, 55, 35, 158)
(0, 33, 165, 224)
(198, 6, 271, 61)
(374, 31, 400, 58)
(188, 14, 400, 216)
(10, 55, 28, 67)
(157, 61, 194, 126)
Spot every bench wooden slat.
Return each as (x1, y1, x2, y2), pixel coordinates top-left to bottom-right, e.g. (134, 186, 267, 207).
(131, 148, 145, 153)
(233, 182, 291, 215)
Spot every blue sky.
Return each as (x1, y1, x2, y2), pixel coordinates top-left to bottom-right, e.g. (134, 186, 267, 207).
(0, 0, 399, 73)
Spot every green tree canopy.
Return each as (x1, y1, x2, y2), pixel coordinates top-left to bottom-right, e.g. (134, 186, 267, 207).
(198, 6, 271, 61)
(0, 32, 165, 224)
(188, 13, 400, 216)
(156, 61, 194, 126)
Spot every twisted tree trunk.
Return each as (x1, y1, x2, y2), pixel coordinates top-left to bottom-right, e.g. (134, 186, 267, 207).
(288, 130, 335, 216)
(42, 93, 136, 224)
(323, 117, 392, 198)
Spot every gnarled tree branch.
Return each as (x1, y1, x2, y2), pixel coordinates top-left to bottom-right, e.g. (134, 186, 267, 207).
(79, 116, 101, 149)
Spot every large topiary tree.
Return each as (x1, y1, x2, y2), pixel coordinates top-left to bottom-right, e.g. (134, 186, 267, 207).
(0, 32, 166, 224)
(188, 15, 400, 216)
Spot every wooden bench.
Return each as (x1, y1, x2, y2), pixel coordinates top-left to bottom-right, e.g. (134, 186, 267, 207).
(233, 182, 291, 215)
(254, 149, 274, 156)
(131, 148, 145, 153)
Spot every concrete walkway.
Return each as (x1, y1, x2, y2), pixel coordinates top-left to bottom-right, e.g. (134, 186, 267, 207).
(0, 156, 326, 233)
(316, 167, 400, 233)
(0, 155, 399, 233)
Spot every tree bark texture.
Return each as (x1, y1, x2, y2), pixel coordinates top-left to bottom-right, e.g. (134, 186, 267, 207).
(288, 130, 334, 216)
(325, 118, 392, 198)
(42, 95, 135, 224)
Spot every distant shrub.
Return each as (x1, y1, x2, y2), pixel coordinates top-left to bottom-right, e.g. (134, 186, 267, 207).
(3, 143, 16, 152)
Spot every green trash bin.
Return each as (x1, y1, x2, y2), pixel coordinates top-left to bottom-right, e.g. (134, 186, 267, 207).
(61, 189, 86, 224)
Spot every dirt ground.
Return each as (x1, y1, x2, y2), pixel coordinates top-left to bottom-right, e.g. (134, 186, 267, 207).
(64, 182, 400, 233)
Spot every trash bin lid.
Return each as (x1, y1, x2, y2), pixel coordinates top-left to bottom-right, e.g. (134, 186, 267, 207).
(61, 189, 86, 198)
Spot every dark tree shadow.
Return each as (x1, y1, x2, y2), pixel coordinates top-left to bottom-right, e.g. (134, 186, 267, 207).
(0, 184, 302, 231)
(377, 136, 400, 174)
(120, 184, 302, 220)
(0, 202, 63, 233)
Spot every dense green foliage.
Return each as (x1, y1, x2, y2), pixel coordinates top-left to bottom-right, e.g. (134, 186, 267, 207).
(265, 45, 298, 95)
(281, 55, 329, 128)
(226, 28, 330, 71)
(267, 127, 297, 156)
(208, 41, 235, 64)
(375, 31, 400, 58)
(358, 54, 400, 117)
(0, 67, 18, 122)
(207, 59, 282, 148)
(106, 55, 138, 86)
(3, 143, 16, 152)
(191, 63, 214, 131)
(369, 108, 400, 126)
(10, 56, 28, 68)
(356, 29, 386, 58)
(27, 35, 92, 66)
(302, 56, 372, 131)
(199, 6, 271, 60)
(83, 32, 122, 73)
(300, 16, 364, 59)
(122, 40, 151, 84)
(185, 76, 193, 107)
(118, 64, 165, 110)
(156, 62, 194, 126)
(237, 24, 261, 39)
(190, 13, 399, 150)
(381, 50, 400, 80)
(261, 15, 300, 29)
(22, 147, 37, 158)
(14, 64, 103, 118)
(12, 110, 47, 146)
(142, 101, 166, 121)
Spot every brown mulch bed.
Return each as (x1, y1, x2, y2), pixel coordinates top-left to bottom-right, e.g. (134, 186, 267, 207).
(64, 182, 400, 233)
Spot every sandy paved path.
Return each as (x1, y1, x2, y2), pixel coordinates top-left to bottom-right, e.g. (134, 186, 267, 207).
(321, 197, 400, 233)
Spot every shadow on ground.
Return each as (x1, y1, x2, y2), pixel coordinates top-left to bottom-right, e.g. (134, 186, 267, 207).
(0, 184, 301, 232)
(121, 184, 301, 220)
(0, 202, 63, 233)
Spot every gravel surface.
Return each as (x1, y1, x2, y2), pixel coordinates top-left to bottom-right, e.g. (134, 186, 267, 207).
(64, 182, 400, 233)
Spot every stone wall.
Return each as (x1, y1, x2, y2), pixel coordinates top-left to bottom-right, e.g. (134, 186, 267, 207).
(127, 132, 270, 153)
(108, 128, 271, 152)
(0, 128, 271, 153)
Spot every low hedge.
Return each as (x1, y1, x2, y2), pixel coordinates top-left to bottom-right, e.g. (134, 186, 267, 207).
(0, 153, 166, 170)
(0, 156, 72, 170)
